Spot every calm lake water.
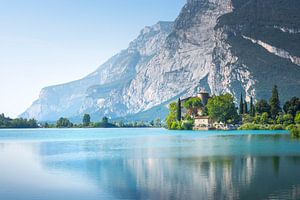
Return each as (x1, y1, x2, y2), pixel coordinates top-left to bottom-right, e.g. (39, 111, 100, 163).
(0, 128, 300, 200)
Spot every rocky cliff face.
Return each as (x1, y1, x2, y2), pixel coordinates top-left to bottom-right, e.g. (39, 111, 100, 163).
(214, 0, 300, 101)
(21, 0, 300, 122)
(21, 21, 174, 121)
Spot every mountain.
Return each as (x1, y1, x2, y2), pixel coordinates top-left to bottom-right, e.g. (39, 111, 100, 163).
(21, 21, 174, 122)
(21, 0, 300, 122)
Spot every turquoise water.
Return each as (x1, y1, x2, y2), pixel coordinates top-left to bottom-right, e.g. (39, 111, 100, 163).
(0, 128, 299, 200)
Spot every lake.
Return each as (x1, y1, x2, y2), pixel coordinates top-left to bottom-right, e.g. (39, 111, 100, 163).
(0, 128, 300, 200)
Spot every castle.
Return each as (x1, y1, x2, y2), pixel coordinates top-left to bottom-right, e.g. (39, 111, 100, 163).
(180, 90, 210, 118)
(180, 90, 236, 130)
(180, 90, 213, 130)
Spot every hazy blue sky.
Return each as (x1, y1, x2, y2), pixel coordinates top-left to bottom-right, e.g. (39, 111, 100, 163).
(0, 0, 185, 117)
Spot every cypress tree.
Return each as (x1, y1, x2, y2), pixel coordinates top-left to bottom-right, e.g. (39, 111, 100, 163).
(270, 85, 281, 119)
(177, 98, 182, 121)
(250, 97, 255, 116)
(243, 100, 248, 114)
(239, 93, 244, 115)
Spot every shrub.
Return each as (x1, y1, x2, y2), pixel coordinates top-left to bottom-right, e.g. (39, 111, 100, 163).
(170, 121, 181, 130)
(286, 124, 296, 131)
(283, 114, 294, 126)
(181, 120, 194, 130)
(242, 114, 253, 123)
(253, 114, 261, 124)
(289, 125, 300, 138)
(295, 112, 300, 124)
(238, 123, 261, 130)
(269, 124, 284, 130)
(261, 112, 269, 124)
(184, 114, 193, 120)
(276, 114, 284, 124)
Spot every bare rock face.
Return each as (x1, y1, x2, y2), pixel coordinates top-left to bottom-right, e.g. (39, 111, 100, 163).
(21, 0, 300, 122)
(215, 0, 300, 101)
(124, 0, 233, 113)
(22, 21, 174, 121)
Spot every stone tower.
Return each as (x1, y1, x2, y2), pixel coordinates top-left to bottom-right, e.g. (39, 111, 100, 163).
(197, 89, 210, 106)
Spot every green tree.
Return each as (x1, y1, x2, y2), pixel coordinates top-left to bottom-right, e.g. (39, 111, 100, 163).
(82, 114, 91, 127)
(102, 117, 109, 124)
(177, 98, 182, 121)
(239, 93, 244, 115)
(201, 106, 208, 116)
(0, 113, 39, 128)
(253, 114, 261, 124)
(93, 116, 116, 128)
(290, 125, 300, 138)
(166, 102, 177, 129)
(28, 119, 38, 128)
(250, 97, 255, 117)
(283, 114, 294, 126)
(243, 114, 253, 124)
(154, 118, 161, 127)
(243, 100, 248, 114)
(295, 112, 300, 124)
(183, 97, 202, 117)
(150, 120, 154, 127)
(283, 97, 300, 117)
(255, 100, 271, 115)
(56, 117, 73, 128)
(207, 94, 239, 123)
(181, 120, 194, 130)
(44, 122, 50, 128)
(261, 112, 269, 124)
(269, 85, 281, 119)
(276, 114, 284, 124)
(170, 121, 181, 130)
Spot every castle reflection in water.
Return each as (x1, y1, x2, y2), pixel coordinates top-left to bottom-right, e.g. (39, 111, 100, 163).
(34, 134, 300, 200)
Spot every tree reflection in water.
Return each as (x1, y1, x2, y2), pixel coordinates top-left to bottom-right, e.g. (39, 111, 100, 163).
(37, 138, 300, 200)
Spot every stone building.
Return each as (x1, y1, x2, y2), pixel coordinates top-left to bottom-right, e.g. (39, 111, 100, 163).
(197, 91, 210, 106)
(193, 116, 213, 130)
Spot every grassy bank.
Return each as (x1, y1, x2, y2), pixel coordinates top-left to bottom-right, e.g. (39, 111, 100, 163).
(239, 123, 300, 138)
(238, 123, 286, 130)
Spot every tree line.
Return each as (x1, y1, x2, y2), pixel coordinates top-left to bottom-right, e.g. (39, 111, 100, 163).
(0, 113, 162, 129)
(42, 115, 162, 129)
(0, 114, 38, 128)
(239, 85, 300, 136)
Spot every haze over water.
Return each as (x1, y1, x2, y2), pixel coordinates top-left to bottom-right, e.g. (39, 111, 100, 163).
(0, 128, 300, 200)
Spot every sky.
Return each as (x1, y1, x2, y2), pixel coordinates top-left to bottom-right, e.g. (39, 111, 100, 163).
(0, 0, 185, 118)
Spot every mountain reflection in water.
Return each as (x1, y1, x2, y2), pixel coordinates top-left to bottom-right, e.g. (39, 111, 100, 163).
(0, 129, 300, 200)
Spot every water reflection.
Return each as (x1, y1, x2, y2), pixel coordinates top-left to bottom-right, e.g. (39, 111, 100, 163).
(39, 154, 300, 200)
(0, 130, 300, 200)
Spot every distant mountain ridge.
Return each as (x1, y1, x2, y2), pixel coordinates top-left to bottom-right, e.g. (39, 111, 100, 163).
(21, 0, 300, 122)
